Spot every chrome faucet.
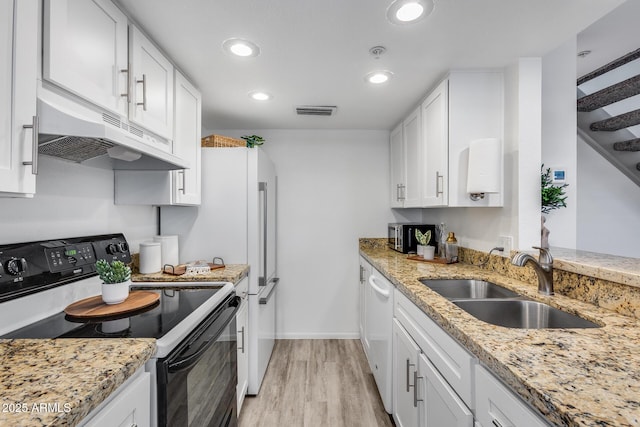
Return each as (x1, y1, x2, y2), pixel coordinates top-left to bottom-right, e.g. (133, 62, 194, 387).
(511, 246, 554, 295)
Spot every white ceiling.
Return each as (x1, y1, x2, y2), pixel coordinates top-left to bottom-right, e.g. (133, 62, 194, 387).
(115, 0, 625, 131)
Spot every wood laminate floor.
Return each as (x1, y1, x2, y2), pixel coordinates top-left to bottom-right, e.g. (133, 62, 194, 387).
(238, 339, 395, 427)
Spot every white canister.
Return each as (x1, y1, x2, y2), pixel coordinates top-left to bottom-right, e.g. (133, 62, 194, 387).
(153, 235, 179, 267)
(139, 241, 162, 274)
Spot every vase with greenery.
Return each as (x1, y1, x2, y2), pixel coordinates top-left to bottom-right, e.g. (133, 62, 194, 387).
(540, 165, 569, 248)
(241, 135, 265, 148)
(96, 259, 131, 304)
(415, 229, 434, 259)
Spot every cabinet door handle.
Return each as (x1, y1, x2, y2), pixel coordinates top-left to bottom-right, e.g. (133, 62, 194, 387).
(413, 371, 423, 408)
(405, 358, 414, 392)
(136, 74, 147, 111)
(22, 116, 39, 175)
(238, 326, 245, 353)
(396, 184, 401, 201)
(436, 171, 444, 196)
(120, 68, 130, 102)
(359, 265, 364, 283)
(400, 184, 406, 200)
(178, 170, 186, 194)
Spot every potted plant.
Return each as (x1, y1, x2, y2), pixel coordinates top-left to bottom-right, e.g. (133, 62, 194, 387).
(415, 229, 435, 260)
(241, 135, 265, 148)
(540, 165, 569, 249)
(95, 259, 131, 305)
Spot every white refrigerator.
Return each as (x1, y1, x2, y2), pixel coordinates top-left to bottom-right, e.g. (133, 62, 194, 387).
(161, 146, 278, 395)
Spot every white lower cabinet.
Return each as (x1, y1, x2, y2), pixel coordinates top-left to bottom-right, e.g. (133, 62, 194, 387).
(80, 368, 150, 427)
(393, 294, 473, 427)
(418, 353, 473, 427)
(391, 287, 551, 427)
(475, 365, 550, 427)
(393, 319, 420, 427)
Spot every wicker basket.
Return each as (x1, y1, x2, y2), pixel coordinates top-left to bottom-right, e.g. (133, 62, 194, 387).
(201, 134, 246, 148)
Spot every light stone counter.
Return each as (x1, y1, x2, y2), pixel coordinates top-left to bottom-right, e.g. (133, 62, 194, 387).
(551, 247, 640, 288)
(360, 239, 640, 427)
(0, 338, 155, 427)
(131, 264, 249, 285)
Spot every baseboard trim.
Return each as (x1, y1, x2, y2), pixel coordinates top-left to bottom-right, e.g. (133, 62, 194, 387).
(275, 332, 360, 339)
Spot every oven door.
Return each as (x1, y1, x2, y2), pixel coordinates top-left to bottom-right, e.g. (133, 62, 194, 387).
(157, 294, 240, 427)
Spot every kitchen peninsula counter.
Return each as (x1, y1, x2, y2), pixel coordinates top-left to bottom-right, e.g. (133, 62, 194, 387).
(359, 239, 640, 426)
(0, 338, 155, 427)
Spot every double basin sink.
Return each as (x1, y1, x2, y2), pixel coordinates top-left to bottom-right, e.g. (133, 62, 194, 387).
(421, 279, 600, 329)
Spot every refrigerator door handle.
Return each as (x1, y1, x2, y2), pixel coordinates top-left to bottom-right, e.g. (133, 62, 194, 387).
(259, 182, 267, 286)
(259, 278, 279, 304)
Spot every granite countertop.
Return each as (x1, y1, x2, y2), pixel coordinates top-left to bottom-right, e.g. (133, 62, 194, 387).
(131, 264, 249, 285)
(359, 241, 640, 426)
(550, 247, 640, 288)
(0, 338, 155, 427)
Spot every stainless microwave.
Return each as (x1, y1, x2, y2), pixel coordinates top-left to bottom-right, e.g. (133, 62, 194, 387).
(388, 223, 437, 254)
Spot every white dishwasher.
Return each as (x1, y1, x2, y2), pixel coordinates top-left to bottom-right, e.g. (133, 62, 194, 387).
(365, 266, 394, 414)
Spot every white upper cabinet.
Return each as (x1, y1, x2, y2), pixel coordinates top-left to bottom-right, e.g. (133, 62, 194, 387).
(389, 70, 503, 208)
(0, 0, 38, 197)
(421, 80, 449, 207)
(43, 0, 129, 117)
(403, 107, 422, 207)
(114, 71, 201, 206)
(390, 123, 405, 208)
(129, 26, 174, 140)
(447, 71, 504, 207)
(172, 71, 201, 205)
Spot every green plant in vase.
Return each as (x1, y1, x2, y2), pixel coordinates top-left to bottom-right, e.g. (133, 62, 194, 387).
(415, 229, 434, 259)
(95, 259, 131, 304)
(241, 135, 265, 148)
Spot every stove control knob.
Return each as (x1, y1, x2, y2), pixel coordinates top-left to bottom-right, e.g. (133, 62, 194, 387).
(5, 258, 27, 275)
(106, 243, 120, 255)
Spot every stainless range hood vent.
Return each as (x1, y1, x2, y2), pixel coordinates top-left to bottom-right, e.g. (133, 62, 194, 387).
(295, 105, 337, 116)
(39, 135, 114, 163)
(37, 84, 189, 170)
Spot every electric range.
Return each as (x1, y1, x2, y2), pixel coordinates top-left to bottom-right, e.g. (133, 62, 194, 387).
(0, 234, 239, 426)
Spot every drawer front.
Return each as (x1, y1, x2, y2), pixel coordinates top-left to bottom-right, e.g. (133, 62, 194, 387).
(394, 289, 475, 408)
(475, 365, 550, 427)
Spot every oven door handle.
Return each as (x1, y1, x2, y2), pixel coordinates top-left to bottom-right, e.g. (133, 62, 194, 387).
(167, 297, 240, 373)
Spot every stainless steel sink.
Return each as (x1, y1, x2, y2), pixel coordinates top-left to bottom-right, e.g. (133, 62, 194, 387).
(420, 279, 520, 300)
(452, 300, 601, 329)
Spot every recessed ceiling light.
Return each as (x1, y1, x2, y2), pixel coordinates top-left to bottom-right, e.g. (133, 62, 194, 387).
(386, 0, 434, 24)
(365, 70, 394, 84)
(222, 38, 261, 57)
(248, 91, 272, 101)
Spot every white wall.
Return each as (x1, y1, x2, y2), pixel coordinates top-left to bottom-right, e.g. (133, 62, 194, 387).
(212, 129, 397, 338)
(0, 157, 157, 249)
(577, 138, 640, 257)
(542, 37, 578, 249)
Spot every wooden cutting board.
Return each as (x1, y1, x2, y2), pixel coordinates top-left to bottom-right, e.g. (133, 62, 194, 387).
(64, 291, 160, 319)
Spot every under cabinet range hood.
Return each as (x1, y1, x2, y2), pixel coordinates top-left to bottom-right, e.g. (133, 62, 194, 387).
(36, 85, 189, 171)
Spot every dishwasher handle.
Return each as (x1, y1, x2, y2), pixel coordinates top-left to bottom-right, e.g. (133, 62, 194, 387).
(368, 275, 390, 298)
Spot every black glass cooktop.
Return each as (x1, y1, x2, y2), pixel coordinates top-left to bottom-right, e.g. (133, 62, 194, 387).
(2, 288, 221, 339)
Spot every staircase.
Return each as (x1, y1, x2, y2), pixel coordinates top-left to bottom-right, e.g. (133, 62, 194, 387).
(577, 48, 640, 186)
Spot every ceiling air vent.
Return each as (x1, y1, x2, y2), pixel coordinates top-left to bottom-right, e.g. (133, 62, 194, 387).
(295, 105, 337, 116)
